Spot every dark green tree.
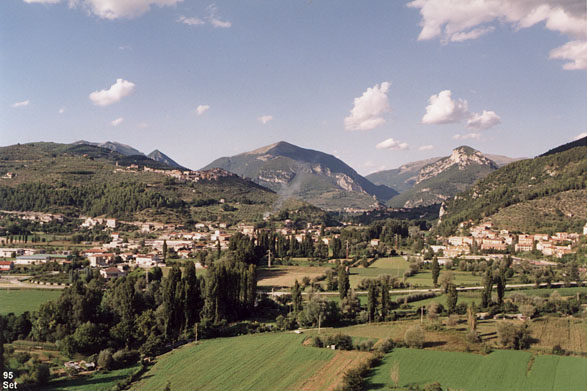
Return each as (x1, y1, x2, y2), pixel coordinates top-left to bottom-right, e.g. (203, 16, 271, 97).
(182, 262, 201, 330)
(447, 283, 458, 314)
(292, 280, 303, 313)
(338, 266, 349, 300)
(431, 256, 440, 287)
(162, 240, 168, 261)
(482, 269, 493, 308)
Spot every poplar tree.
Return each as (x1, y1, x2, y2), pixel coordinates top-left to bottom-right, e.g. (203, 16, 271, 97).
(431, 256, 440, 287)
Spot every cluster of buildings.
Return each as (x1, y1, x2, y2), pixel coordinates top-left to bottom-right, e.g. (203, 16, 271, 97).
(434, 222, 586, 259)
(116, 163, 235, 183)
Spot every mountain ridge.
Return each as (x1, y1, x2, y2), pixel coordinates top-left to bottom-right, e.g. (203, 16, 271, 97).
(203, 141, 398, 210)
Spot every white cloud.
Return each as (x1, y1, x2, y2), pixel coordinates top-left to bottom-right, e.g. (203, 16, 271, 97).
(178, 15, 205, 26)
(421, 90, 468, 125)
(450, 26, 495, 42)
(196, 104, 210, 115)
(67, 0, 183, 20)
(572, 132, 587, 141)
(58, 107, 66, 114)
(453, 132, 481, 140)
(23, 0, 60, 3)
(407, 0, 587, 70)
(179, 4, 231, 28)
(466, 110, 501, 131)
(344, 82, 391, 131)
(89, 78, 135, 106)
(258, 115, 273, 124)
(111, 117, 124, 126)
(207, 4, 231, 28)
(549, 40, 587, 70)
(418, 145, 435, 151)
(376, 138, 409, 150)
(11, 100, 30, 108)
(138, 122, 149, 129)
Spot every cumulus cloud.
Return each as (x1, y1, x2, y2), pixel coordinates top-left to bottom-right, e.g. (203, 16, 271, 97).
(407, 0, 587, 70)
(206, 4, 231, 28)
(58, 107, 66, 114)
(11, 100, 30, 108)
(66, 0, 183, 20)
(573, 132, 587, 140)
(549, 40, 587, 70)
(418, 145, 435, 151)
(111, 117, 124, 126)
(23, 0, 59, 3)
(466, 110, 501, 131)
(196, 104, 210, 115)
(421, 90, 501, 131)
(450, 26, 495, 42)
(376, 138, 409, 150)
(258, 115, 273, 124)
(453, 133, 481, 140)
(178, 15, 205, 26)
(89, 78, 135, 106)
(344, 82, 391, 131)
(421, 90, 468, 125)
(178, 4, 231, 28)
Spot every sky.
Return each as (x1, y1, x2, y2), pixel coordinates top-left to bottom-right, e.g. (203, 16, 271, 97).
(1, 0, 586, 175)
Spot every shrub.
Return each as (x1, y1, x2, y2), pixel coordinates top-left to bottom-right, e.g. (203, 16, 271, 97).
(424, 381, 443, 391)
(404, 325, 425, 348)
(312, 336, 324, 348)
(325, 334, 353, 351)
(354, 340, 374, 352)
(97, 348, 113, 370)
(377, 338, 395, 354)
(15, 352, 31, 364)
(446, 314, 459, 326)
(552, 344, 565, 355)
(112, 349, 140, 369)
(30, 363, 50, 385)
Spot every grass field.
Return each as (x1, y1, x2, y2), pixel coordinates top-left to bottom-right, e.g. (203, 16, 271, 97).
(349, 257, 408, 288)
(367, 348, 587, 390)
(528, 317, 587, 354)
(0, 289, 62, 315)
(40, 365, 141, 391)
(257, 266, 329, 287)
(132, 332, 367, 391)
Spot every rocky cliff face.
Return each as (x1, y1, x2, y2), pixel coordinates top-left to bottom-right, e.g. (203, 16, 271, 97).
(416, 146, 498, 184)
(387, 146, 499, 208)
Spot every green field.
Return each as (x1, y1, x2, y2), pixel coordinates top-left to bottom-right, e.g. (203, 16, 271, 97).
(349, 257, 483, 289)
(0, 289, 62, 315)
(132, 333, 337, 391)
(40, 365, 141, 391)
(349, 257, 408, 288)
(368, 348, 587, 391)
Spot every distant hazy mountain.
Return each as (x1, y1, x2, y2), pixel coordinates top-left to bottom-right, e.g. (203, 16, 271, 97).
(485, 154, 526, 167)
(202, 141, 398, 210)
(366, 157, 443, 193)
(148, 149, 187, 170)
(73, 140, 144, 156)
(387, 146, 499, 208)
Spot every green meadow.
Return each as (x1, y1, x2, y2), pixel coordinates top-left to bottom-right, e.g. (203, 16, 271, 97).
(368, 348, 587, 391)
(0, 289, 62, 315)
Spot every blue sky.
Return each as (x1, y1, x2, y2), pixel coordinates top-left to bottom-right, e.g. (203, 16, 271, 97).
(1, 0, 586, 174)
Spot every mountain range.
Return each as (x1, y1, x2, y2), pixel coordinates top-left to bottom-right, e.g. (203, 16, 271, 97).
(438, 136, 587, 234)
(202, 141, 397, 210)
(73, 140, 187, 170)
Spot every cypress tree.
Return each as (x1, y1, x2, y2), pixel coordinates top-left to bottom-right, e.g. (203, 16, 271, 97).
(447, 283, 458, 314)
(431, 256, 440, 288)
(338, 266, 349, 300)
(482, 269, 493, 308)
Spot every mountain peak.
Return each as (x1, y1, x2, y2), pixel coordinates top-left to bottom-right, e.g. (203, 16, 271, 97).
(147, 149, 186, 170)
(448, 146, 496, 169)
